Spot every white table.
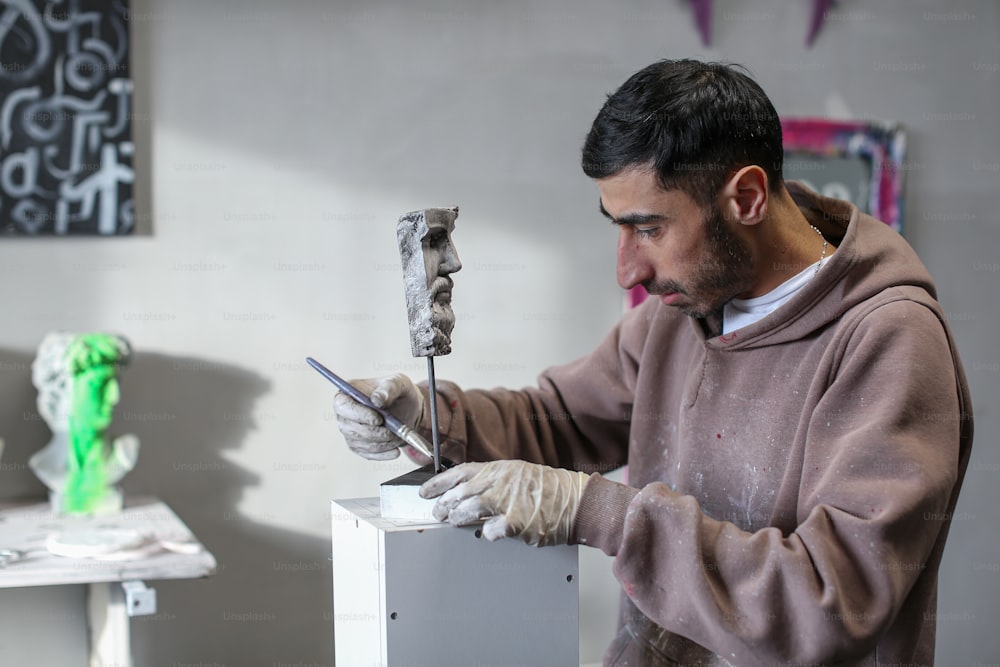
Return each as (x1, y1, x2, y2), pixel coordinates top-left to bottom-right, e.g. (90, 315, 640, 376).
(0, 496, 216, 667)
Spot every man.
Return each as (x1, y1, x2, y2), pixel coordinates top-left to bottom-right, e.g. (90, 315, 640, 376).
(333, 60, 973, 666)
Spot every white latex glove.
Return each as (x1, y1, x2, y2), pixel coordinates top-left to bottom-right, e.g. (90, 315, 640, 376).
(332, 374, 424, 460)
(419, 460, 590, 547)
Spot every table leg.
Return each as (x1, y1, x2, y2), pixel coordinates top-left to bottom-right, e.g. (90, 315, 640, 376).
(87, 581, 132, 667)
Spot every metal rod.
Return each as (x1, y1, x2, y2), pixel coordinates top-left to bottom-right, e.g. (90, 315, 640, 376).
(427, 356, 442, 473)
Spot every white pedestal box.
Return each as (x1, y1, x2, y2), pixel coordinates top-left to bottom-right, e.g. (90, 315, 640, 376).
(331, 498, 579, 666)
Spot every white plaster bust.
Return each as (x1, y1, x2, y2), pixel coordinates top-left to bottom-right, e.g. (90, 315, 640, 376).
(29, 332, 139, 513)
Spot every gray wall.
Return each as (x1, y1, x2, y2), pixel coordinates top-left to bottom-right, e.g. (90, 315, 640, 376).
(0, 0, 997, 664)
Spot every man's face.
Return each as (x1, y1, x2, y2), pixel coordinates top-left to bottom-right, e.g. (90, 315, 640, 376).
(598, 167, 754, 319)
(421, 208, 462, 348)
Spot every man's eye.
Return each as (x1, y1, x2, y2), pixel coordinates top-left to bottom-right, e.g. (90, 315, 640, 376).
(635, 227, 660, 239)
(426, 230, 448, 246)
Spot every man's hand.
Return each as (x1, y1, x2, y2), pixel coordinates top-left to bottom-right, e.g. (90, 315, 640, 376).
(419, 460, 590, 547)
(332, 374, 424, 460)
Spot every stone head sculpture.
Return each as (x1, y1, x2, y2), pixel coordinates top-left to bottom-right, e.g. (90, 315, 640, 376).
(30, 332, 137, 514)
(397, 206, 462, 356)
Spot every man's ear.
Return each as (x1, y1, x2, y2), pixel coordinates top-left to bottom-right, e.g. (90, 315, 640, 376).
(720, 166, 768, 226)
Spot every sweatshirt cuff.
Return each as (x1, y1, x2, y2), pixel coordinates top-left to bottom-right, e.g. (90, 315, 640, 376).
(572, 473, 639, 556)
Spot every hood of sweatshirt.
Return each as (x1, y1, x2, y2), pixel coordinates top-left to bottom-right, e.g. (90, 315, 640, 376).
(704, 181, 939, 350)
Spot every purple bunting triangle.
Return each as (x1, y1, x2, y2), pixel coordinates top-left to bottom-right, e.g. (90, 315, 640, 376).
(807, 0, 836, 47)
(689, 0, 712, 47)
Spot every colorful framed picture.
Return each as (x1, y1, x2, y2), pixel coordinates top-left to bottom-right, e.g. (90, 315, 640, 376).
(781, 118, 907, 234)
(0, 1, 134, 236)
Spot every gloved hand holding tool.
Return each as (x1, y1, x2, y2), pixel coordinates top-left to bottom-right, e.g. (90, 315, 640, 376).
(308, 358, 427, 461)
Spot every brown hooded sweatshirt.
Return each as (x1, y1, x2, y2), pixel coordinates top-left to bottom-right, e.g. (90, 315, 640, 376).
(422, 183, 973, 666)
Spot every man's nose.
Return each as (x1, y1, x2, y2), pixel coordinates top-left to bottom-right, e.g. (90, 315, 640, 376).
(440, 244, 462, 275)
(617, 228, 652, 290)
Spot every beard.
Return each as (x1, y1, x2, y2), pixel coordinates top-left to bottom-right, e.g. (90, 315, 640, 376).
(643, 205, 754, 320)
(430, 302, 456, 354)
(406, 277, 457, 357)
(429, 276, 455, 354)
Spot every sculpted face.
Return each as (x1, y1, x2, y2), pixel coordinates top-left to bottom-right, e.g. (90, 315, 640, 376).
(397, 207, 462, 356)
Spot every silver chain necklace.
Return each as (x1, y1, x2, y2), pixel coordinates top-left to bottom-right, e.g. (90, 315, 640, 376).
(810, 225, 828, 277)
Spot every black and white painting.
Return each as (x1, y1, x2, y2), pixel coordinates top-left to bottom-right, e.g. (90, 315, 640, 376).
(0, 0, 133, 236)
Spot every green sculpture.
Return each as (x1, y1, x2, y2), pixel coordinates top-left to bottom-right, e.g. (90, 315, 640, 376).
(30, 332, 137, 515)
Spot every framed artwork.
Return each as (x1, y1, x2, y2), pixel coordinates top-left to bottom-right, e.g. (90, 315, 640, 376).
(781, 117, 906, 234)
(626, 117, 907, 308)
(0, 0, 134, 236)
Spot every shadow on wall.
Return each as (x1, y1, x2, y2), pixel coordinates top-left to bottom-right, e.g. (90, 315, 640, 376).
(0, 349, 334, 666)
(0, 348, 49, 500)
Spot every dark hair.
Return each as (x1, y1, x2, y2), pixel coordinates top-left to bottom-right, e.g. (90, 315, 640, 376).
(581, 59, 784, 208)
